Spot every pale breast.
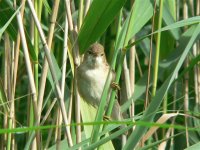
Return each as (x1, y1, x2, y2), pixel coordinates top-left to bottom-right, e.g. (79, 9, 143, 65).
(77, 66, 110, 107)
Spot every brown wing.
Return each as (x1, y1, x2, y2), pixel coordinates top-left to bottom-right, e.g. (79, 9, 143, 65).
(111, 69, 116, 82)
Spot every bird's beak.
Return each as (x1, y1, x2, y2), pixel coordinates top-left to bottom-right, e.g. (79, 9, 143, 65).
(92, 53, 98, 57)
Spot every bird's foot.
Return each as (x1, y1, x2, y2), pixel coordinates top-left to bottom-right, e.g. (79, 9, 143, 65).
(103, 115, 111, 121)
(111, 82, 120, 90)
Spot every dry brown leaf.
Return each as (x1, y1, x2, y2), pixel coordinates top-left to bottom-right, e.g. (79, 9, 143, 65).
(142, 113, 179, 142)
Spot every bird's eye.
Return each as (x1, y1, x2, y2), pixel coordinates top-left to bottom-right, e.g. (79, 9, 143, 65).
(100, 53, 104, 56)
(88, 51, 92, 54)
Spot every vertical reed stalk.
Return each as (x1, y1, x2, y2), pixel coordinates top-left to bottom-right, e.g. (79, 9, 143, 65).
(78, 0, 84, 30)
(5, 33, 13, 150)
(33, 0, 42, 148)
(56, 13, 69, 149)
(183, 0, 189, 147)
(170, 1, 179, 148)
(34, 0, 39, 93)
(197, 0, 200, 104)
(144, 0, 157, 108)
(129, 38, 136, 130)
(193, 0, 200, 105)
(151, 0, 164, 97)
(64, 0, 81, 147)
(13, 0, 26, 95)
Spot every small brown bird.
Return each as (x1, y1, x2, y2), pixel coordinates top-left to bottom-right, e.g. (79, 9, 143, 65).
(77, 43, 122, 120)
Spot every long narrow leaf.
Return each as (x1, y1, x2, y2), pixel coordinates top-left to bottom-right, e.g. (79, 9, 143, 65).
(116, 0, 154, 49)
(78, 0, 126, 53)
(124, 23, 200, 149)
(0, 4, 21, 39)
